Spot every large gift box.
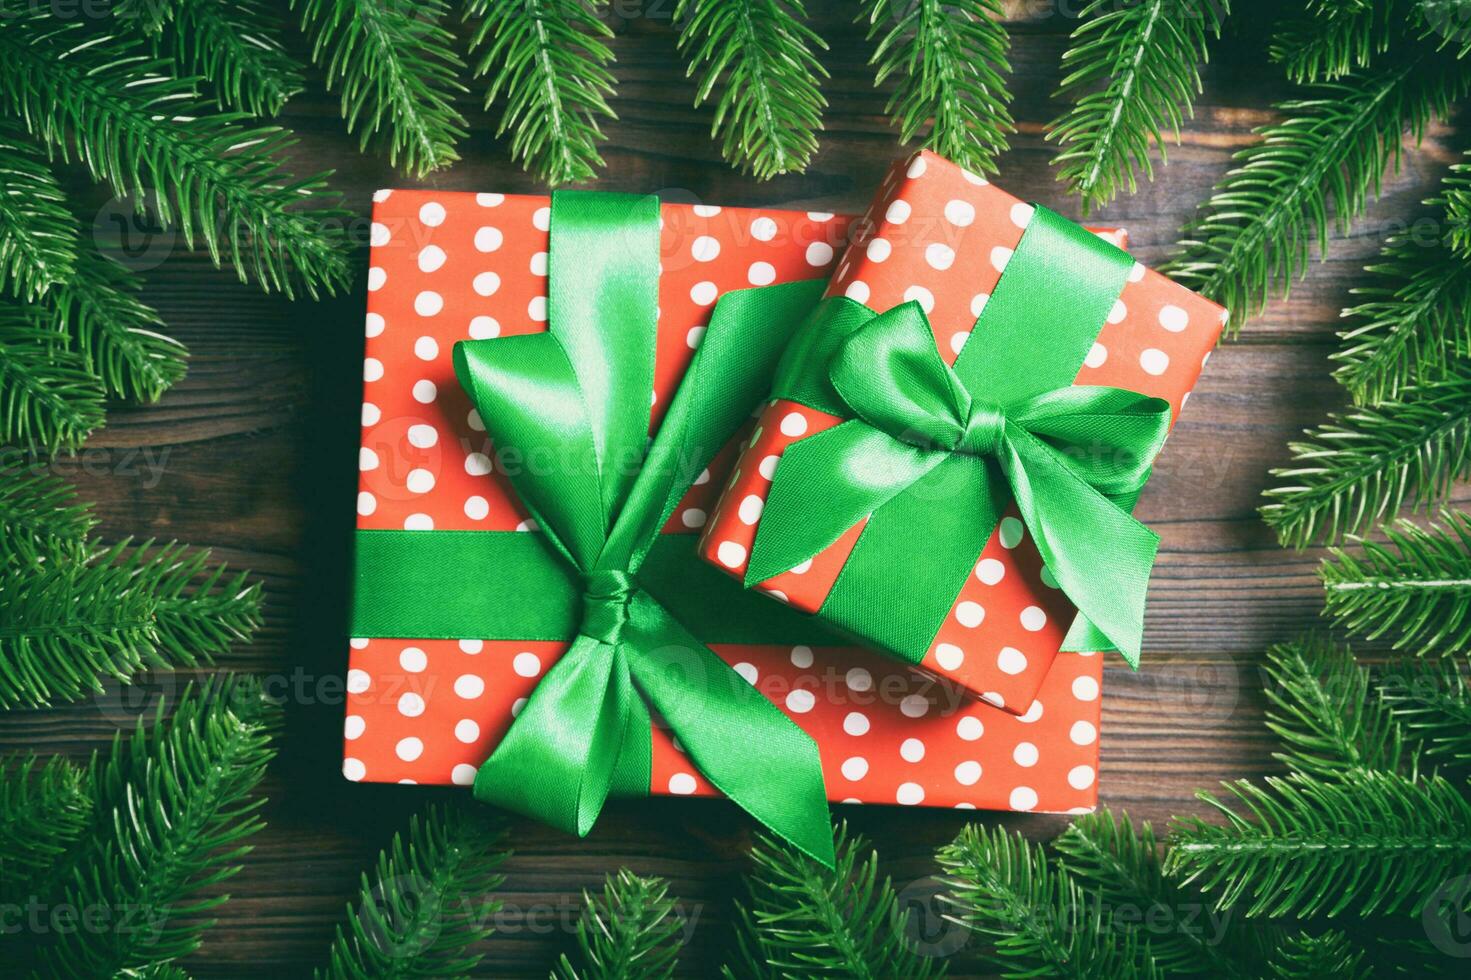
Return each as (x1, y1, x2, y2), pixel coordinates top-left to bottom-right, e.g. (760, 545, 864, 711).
(700, 150, 1225, 715)
(344, 186, 1119, 849)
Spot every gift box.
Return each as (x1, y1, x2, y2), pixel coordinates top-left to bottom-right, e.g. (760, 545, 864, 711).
(699, 150, 1225, 716)
(344, 185, 1119, 840)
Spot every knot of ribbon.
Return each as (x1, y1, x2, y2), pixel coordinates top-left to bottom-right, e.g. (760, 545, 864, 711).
(580, 569, 635, 645)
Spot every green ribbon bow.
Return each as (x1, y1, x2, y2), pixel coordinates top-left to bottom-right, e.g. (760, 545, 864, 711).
(352, 191, 836, 866)
(744, 205, 1172, 668)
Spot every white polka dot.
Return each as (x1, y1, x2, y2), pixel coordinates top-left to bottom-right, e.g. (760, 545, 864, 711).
(779, 412, 808, 437)
(412, 379, 437, 403)
(1013, 742, 1039, 767)
(1084, 342, 1108, 369)
(359, 447, 379, 471)
(363, 357, 384, 382)
(460, 639, 484, 654)
(1159, 304, 1189, 332)
(935, 642, 965, 670)
(475, 226, 504, 252)
(684, 326, 706, 351)
(900, 737, 926, 762)
(925, 243, 955, 270)
(954, 761, 982, 785)
(396, 692, 426, 717)
(1070, 720, 1098, 745)
(357, 487, 375, 512)
(748, 261, 776, 285)
(808, 211, 833, 221)
(451, 764, 476, 785)
(738, 495, 764, 525)
(692, 235, 720, 262)
(949, 331, 969, 355)
(841, 757, 869, 781)
(373, 189, 393, 202)
(1010, 202, 1035, 228)
(690, 280, 718, 305)
(845, 280, 871, 303)
(362, 403, 381, 426)
(370, 222, 390, 247)
(477, 193, 504, 207)
(530, 252, 547, 276)
(1010, 786, 1039, 811)
(867, 238, 892, 262)
(403, 513, 433, 530)
(469, 316, 500, 339)
(668, 772, 697, 795)
(886, 199, 912, 223)
(1019, 700, 1044, 723)
(395, 737, 424, 762)
(419, 202, 446, 226)
(365, 312, 385, 337)
(990, 247, 1013, 272)
(406, 468, 435, 494)
(1069, 765, 1097, 789)
(970, 293, 990, 319)
(900, 694, 929, 718)
(936, 200, 973, 228)
(516, 519, 539, 533)
(344, 715, 365, 740)
(759, 455, 780, 480)
(750, 216, 778, 241)
(473, 272, 500, 297)
(790, 558, 813, 574)
(532, 206, 550, 230)
(681, 508, 707, 528)
(904, 285, 935, 312)
(789, 645, 814, 669)
(346, 669, 371, 694)
(418, 245, 447, 273)
(846, 667, 873, 692)
(786, 689, 816, 713)
(806, 242, 834, 266)
(1020, 606, 1047, 632)
(514, 652, 542, 677)
(1140, 348, 1170, 375)
(975, 558, 1005, 585)
(399, 647, 427, 672)
(1129, 261, 1146, 282)
(1108, 299, 1127, 325)
(999, 517, 1024, 548)
(896, 782, 925, 805)
(733, 662, 758, 685)
(454, 674, 485, 699)
(1073, 675, 1100, 701)
(843, 711, 870, 736)
(350, 637, 369, 650)
(957, 715, 983, 740)
(461, 496, 489, 521)
(997, 647, 1028, 675)
(511, 697, 527, 715)
(343, 758, 366, 781)
(455, 719, 481, 744)
(367, 267, 386, 291)
(464, 452, 493, 476)
(414, 336, 439, 361)
(907, 155, 927, 177)
(693, 468, 711, 486)
(716, 541, 746, 569)
(955, 601, 986, 628)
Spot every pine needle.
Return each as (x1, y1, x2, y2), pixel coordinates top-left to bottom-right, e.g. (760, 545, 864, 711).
(0, 754, 91, 906)
(1261, 637, 1406, 777)
(1321, 511, 1471, 655)
(1260, 368, 1471, 548)
(1166, 770, 1471, 918)
(555, 870, 682, 980)
(0, 459, 96, 568)
(318, 803, 509, 979)
(1266, 930, 1371, 980)
(466, 0, 617, 186)
(33, 675, 282, 977)
(1378, 656, 1471, 766)
(0, 120, 78, 299)
(160, 0, 305, 117)
(1270, 0, 1400, 85)
(113, 0, 175, 36)
(1162, 54, 1470, 335)
(0, 3, 351, 299)
(1439, 151, 1471, 257)
(1417, 0, 1471, 57)
(296, 0, 469, 177)
(0, 303, 106, 452)
(861, 0, 1010, 179)
(1050, 0, 1226, 213)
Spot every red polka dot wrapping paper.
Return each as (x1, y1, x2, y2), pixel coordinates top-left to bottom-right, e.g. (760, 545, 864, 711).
(347, 186, 1114, 814)
(699, 149, 1226, 718)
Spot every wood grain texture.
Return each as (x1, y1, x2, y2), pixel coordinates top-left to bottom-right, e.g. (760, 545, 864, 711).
(3, 4, 1468, 977)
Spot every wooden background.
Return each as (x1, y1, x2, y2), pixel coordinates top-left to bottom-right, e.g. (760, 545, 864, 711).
(4, 2, 1469, 976)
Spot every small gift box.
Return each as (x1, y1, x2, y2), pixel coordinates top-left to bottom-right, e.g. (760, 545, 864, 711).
(346, 185, 1122, 861)
(699, 150, 1225, 715)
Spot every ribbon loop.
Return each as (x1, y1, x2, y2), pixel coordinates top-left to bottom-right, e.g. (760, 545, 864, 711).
(960, 401, 1007, 456)
(581, 569, 635, 646)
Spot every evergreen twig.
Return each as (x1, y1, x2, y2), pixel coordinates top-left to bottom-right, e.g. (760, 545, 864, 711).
(0, 460, 96, 568)
(554, 870, 681, 980)
(1378, 657, 1471, 766)
(1266, 930, 1371, 979)
(0, 120, 78, 300)
(0, 304, 106, 452)
(0, 754, 91, 906)
(1270, 0, 1402, 84)
(159, 0, 305, 117)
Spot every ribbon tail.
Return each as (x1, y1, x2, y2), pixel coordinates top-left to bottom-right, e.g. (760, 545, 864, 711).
(473, 635, 650, 835)
(1001, 428, 1157, 669)
(623, 592, 835, 868)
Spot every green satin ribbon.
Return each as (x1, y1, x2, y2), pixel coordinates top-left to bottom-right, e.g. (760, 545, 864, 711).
(352, 190, 834, 866)
(745, 205, 1171, 668)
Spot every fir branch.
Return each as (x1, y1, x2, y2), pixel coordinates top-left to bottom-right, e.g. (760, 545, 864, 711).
(726, 821, 942, 979)
(1320, 512, 1471, 655)
(554, 870, 681, 980)
(1053, 809, 1257, 978)
(0, 5, 350, 299)
(1439, 152, 1471, 256)
(318, 803, 508, 980)
(1260, 369, 1471, 547)
(1267, 930, 1370, 980)
(938, 824, 1161, 980)
(34, 675, 281, 977)
(1261, 637, 1406, 777)
(113, 0, 175, 36)
(0, 459, 96, 568)
(295, 0, 468, 177)
(1049, 0, 1225, 213)
(0, 304, 106, 452)
(1378, 657, 1471, 766)
(0, 540, 261, 709)
(0, 120, 78, 299)
(1162, 54, 1469, 334)
(161, 0, 305, 117)
(1166, 770, 1471, 918)
(1418, 0, 1471, 57)
(1270, 0, 1402, 85)
(0, 754, 91, 906)
(466, 0, 617, 185)
(861, 0, 1011, 179)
